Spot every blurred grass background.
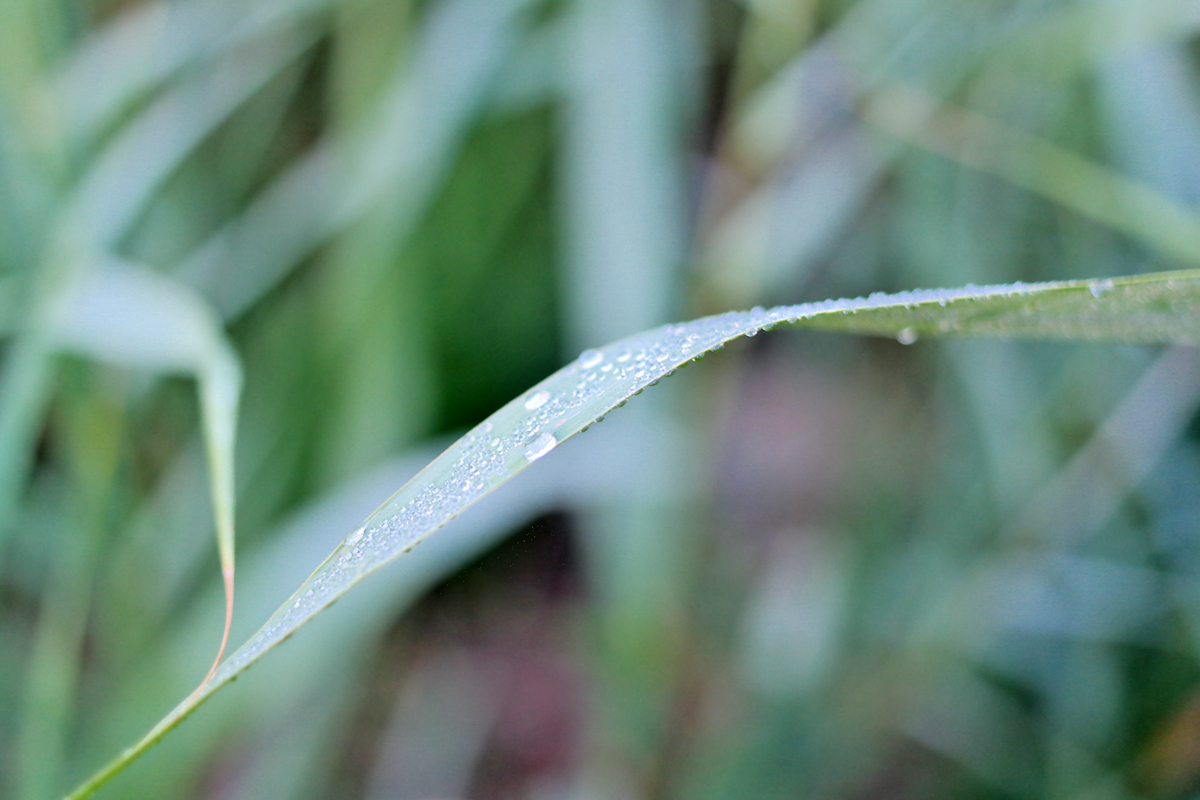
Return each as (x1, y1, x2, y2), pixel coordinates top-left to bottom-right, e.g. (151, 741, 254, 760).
(3, 0, 1200, 798)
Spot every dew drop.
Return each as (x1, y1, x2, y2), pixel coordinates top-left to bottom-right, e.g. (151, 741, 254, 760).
(346, 526, 365, 546)
(523, 432, 557, 462)
(897, 328, 918, 345)
(616, 350, 632, 362)
(1090, 279, 1113, 298)
(578, 349, 603, 369)
(524, 390, 550, 411)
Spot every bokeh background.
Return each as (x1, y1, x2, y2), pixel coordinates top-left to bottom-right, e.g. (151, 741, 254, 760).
(3, 0, 1200, 798)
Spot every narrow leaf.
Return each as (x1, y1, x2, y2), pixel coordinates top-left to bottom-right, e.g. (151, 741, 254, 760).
(66, 269, 1200, 799)
(50, 259, 242, 695)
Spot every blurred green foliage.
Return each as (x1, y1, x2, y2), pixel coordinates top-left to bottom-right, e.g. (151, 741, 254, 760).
(2, 0, 1200, 798)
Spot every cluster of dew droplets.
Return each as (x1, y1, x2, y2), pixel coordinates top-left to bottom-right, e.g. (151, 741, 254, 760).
(216, 283, 1076, 682)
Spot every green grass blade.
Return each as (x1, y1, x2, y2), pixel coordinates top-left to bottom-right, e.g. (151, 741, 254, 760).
(50, 258, 242, 700)
(63, 269, 1200, 799)
(78, 418, 680, 797)
(0, 28, 306, 558)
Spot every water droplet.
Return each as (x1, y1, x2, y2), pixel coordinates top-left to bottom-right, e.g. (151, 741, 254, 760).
(524, 390, 550, 411)
(346, 526, 365, 546)
(578, 349, 603, 369)
(523, 432, 557, 462)
(616, 350, 632, 362)
(897, 328, 918, 345)
(1090, 279, 1113, 298)
(746, 328, 758, 337)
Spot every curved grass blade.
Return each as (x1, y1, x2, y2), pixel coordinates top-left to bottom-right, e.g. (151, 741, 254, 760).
(65, 268, 1200, 799)
(50, 259, 242, 699)
(0, 28, 308, 561)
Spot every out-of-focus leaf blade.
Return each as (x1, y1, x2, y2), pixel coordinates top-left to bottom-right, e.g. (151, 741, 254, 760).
(64, 269, 1200, 799)
(66, 30, 315, 250)
(860, 82, 1200, 269)
(54, 0, 333, 148)
(178, 0, 536, 320)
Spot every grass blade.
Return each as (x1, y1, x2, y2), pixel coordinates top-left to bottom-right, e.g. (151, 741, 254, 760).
(64, 268, 1200, 798)
(50, 259, 242, 704)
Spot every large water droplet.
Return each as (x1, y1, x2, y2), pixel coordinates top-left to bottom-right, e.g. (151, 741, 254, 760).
(578, 349, 603, 369)
(897, 327, 918, 345)
(346, 526, 365, 546)
(524, 389, 550, 411)
(523, 432, 557, 462)
(1090, 279, 1113, 298)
